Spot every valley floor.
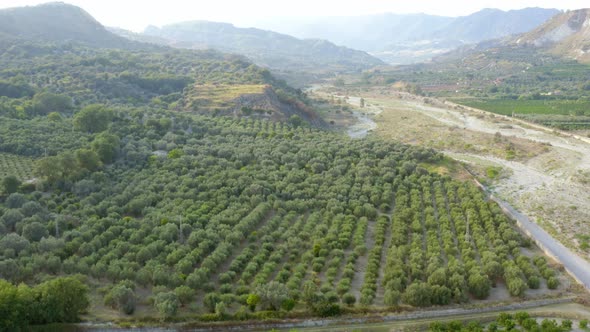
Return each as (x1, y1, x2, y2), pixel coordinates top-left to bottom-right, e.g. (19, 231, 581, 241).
(321, 88, 590, 262)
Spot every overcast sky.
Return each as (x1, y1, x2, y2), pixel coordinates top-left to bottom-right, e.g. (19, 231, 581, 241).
(0, 0, 588, 31)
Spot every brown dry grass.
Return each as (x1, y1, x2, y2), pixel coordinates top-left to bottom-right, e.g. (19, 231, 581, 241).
(185, 84, 267, 110)
(366, 94, 547, 162)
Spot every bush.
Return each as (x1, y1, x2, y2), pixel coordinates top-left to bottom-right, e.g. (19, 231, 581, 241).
(246, 293, 260, 311)
(547, 277, 559, 289)
(313, 303, 341, 317)
(342, 293, 356, 306)
(402, 282, 432, 307)
(281, 298, 296, 311)
(199, 313, 220, 322)
(32, 276, 90, 324)
(203, 292, 220, 313)
(527, 276, 540, 289)
(255, 281, 290, 311)
(73, 104, 113, 133)
(174, 285, 194, 306)
(104, 283, 136, 315)
(154, 292, 179, 319)
(2, 175, 21, 194)
(384, 289, 400, 306)
(5, 193, 26, 209)
(215, 301, 226, 317)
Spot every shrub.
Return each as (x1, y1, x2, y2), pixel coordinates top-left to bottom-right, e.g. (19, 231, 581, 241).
(154, 292, 179, 318)
(342, 293, 356, 306)
(104, 283, 136, 315)
(547, 277, 559, 290)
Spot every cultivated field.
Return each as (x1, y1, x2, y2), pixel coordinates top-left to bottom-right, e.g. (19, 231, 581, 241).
(0, 152, 34, 180)
(452, 98, 590, 131)
(327, 87, 590, 262)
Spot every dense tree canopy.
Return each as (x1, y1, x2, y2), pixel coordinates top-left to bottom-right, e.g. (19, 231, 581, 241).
(73, 104, 114, 133)
(0, 277, 89, 329)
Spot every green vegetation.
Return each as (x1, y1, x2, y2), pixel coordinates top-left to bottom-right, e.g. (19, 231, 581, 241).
(186, 84, 267, 111)
(0, 41, 303, 110)
(451, 99, 590, 130)
(0, 153, 34, 182)
(358, 47, 590, 130)
(0, 39, 315, 127)
(0, 9, 566, 327)
(452, 99, 590, 117)
(0, 276, 89, 330)
(429, 312, 576, 332)
(0, 105, 559, 320)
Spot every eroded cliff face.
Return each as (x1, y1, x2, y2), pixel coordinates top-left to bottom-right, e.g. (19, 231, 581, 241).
(183, 84, 325, 127)
(231, 87, 326, 127)
(515, 9, 590, 63)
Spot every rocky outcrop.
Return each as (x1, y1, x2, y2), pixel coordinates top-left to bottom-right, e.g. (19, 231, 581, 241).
(514, 9, 590, 62)
(231, 87, 326, 127)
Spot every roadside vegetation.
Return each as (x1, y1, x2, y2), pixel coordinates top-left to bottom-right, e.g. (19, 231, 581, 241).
(429, 311, 582, 332)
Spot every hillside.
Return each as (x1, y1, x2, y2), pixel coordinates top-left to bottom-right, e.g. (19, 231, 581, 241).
(433, 8, 560, 43)
(253, 8, 559, 64)
(0, 2, 133, 48)
(140, 21, 384, 72)
(0, 40, 321, 127)
(0, 3, 320, 126)
(514, 8, 590, 63)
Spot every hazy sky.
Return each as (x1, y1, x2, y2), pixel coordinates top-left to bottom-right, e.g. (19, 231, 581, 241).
(0, 0, 588, 31)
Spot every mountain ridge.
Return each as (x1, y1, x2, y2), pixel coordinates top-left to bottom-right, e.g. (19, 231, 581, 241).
(514, 8, 590, 62)
(139, 20, 385, 72)
(249, 7, 560, 64)
(432, 7, 561, 43)
(0, 2, 134, 48)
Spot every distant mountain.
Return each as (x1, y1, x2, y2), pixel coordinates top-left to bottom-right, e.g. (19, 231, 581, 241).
(514, 8, 590, 63)
(253, 8, 560, 64)
(140, 21, 385, 72)
(0, 2, 133, 48)
(431, 8, 561, 43)
(251, 14, 454, 52)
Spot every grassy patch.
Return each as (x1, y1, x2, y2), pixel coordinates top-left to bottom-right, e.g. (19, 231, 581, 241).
(576, 234, 590, 251)
(185, 84, 267, 111)
(420, 156, 470, 180)
(485, 166, 502, 180)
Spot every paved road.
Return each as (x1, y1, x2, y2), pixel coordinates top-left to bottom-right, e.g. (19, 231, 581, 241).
(491, 194, 590, 292)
